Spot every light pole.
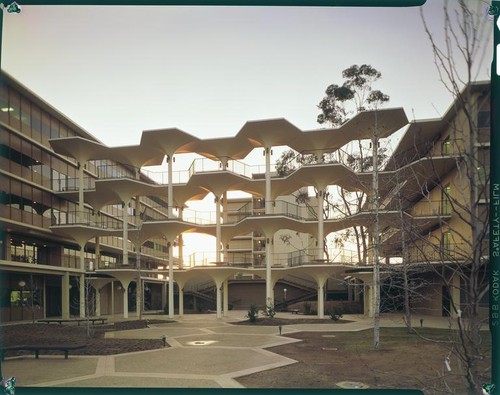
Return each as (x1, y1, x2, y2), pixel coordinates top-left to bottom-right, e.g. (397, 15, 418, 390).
(283, 288, 287, 303)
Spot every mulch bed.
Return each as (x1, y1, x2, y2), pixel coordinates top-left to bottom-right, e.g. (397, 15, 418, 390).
(231, 317, 352, 326)
(0, 320, 173, 358)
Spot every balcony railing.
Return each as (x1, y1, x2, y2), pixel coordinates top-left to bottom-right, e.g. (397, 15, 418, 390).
(408, 242, 473, 263)
(409, 200, 453, 217)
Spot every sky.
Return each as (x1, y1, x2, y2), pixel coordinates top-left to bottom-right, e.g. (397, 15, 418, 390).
(0, 0, 494, 256)
(1, 0, 493, 149)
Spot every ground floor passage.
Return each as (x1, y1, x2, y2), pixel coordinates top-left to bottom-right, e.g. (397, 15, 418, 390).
(0, 266, 474, 322)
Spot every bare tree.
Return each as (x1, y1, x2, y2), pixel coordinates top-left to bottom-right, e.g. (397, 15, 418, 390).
(402, 2, 493, 391)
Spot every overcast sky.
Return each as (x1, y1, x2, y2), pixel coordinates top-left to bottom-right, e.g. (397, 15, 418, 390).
(1, 0, 493, 149)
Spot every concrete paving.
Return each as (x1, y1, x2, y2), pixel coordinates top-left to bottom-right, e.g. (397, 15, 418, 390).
(0, 311, 462, 388)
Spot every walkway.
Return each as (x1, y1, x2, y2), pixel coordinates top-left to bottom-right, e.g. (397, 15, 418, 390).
(1, 312, 457, 388)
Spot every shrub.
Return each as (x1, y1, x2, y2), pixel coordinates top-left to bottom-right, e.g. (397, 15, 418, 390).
(263, 303, 276, 318)
(246, 304, 259, 322)
(329, 306, 344, 321)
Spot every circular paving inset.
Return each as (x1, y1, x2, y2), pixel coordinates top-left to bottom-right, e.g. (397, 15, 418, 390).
(186, 340, 218, 346)
(336, 381, 370, 389)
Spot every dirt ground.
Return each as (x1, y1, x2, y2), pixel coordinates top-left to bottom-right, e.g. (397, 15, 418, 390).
(0, 318, 491, 394)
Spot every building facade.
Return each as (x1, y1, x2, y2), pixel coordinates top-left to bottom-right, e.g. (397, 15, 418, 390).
(0, 72, 490, 322)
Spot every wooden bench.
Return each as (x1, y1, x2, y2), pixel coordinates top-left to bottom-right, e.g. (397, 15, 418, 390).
(37, 318, 107, 326)
(289, 309, 300, 314)
(1, 344, 86, 360)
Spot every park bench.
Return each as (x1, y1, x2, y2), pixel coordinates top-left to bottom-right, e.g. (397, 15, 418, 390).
(37, 317, 107, 326)
(0, 344, 86, 360)
(289, 309, 300, 314)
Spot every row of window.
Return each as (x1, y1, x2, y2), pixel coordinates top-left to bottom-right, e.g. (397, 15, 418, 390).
(0, 83, 79, 146)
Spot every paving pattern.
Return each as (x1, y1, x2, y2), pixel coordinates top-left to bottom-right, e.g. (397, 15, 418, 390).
(1, 312, 456, 388)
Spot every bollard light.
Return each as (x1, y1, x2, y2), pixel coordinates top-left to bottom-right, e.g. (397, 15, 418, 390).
(161, 335, 167, 347)
(278, 325, 282, 336)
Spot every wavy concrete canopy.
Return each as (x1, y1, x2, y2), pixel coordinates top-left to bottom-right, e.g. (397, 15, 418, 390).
(272, 163, 367, 198)
(171, 184, 209, 208)
(182, 136, 258, 162)
(189, 171, 265, 198)
(106, 145, 164, 168)
(236, 118, 303, 148)
(50, 224, 112, 247)
(49, 137, 109, 163)
(140, 128, 200, 156)
(294, 108, 408, 155)
(94, 178, 165, 205)
(221, 215, 315, 241)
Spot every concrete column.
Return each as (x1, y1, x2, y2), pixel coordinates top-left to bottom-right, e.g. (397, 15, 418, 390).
(168, 243, 174, 318)
(318, 282, 325, 319)
(178, 207, 184, 269)
(111, 281, 115, 316)
(222, 191, 228, 222)
(79, 273, 85, 318)
(42, 277, 47, 318)
(122, 201, 129, 266)
(122, 284, 129, 319)
(95, 237, 100, 269)
(179, 286, 184, 317)
(265, 236, 273, 307)
(223, 280, 229, 317)
(136, 278, 141, 318)
(162, 281, 167, 312)
(168, 155, 174, 218)
(265, 147, 272, 214)
(5, 233, 11, 260)
(317, 190, 324, 259)
(95, 287, 101, 317)
(61, 272, 70, 319)
(78, 163, 84, 223)
(215, 195, 222, 262)
(216, 280, 223, 319)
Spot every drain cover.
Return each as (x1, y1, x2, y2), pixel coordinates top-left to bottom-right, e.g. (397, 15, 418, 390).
(336, 381, 369, 389)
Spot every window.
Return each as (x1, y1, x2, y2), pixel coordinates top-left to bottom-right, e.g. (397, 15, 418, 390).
(441, 138, 452, 156)
(441, 185, 452, 215)
(477, 111, 490, 128)
(441, 231, 452, 257)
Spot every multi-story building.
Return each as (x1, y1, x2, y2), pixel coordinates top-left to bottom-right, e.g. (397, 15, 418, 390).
(379, 81, 490, 318)
(0, 71, 489, 322)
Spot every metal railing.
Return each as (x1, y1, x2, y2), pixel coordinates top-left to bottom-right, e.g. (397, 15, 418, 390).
(407, 242, 474, 263)
(409, 200, 453, 217)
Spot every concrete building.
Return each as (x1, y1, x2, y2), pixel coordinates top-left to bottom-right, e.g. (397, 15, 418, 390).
(0, 72, 489, 322)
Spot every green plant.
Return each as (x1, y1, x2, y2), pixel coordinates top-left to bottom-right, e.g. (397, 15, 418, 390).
(263, 302, 276, 318)
(246, 304, 259, 322)
(329, 307, 344, 321)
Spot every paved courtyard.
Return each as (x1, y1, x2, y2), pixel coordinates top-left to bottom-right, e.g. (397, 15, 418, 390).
(1, 312, 454, 388)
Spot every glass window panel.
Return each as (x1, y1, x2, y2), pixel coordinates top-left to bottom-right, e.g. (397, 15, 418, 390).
(31, 105, 42, 143)
(50, 117, 60, 139)
(8, 89, 21, 130)
(41, 112, 51, 144)
(20, 96, 31, 136)
(0, 83, 9, 124)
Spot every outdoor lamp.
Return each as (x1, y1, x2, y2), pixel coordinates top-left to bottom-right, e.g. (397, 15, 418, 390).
(1, 1, 21, 13)
(18, 280, 26, 288)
